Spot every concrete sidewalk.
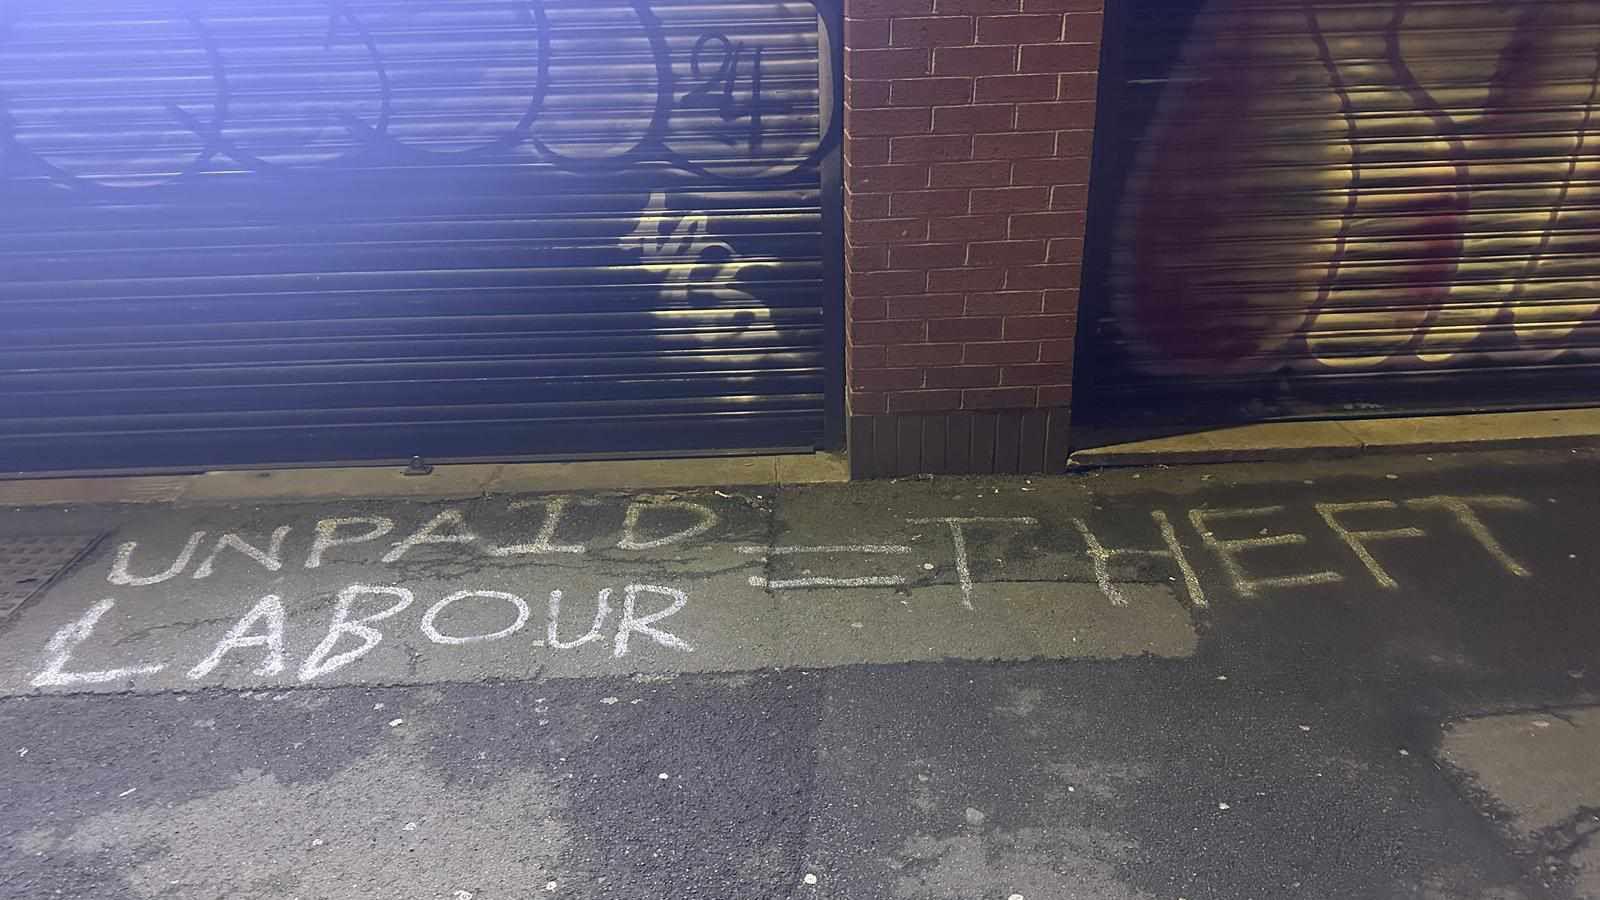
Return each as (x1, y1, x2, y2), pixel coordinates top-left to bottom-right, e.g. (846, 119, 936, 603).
(6, 411, 1600, 510)
(3, 446, 1598, 899)
(0, 477, 1195, 695)
(1072, 407, 1600, 466)
(0, 452, 850, 508)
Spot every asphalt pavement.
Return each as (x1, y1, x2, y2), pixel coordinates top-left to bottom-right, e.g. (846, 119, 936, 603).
(1, 447, 1597, 900)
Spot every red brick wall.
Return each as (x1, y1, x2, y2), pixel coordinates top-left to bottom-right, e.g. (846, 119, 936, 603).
(842, 0, 1103, 418)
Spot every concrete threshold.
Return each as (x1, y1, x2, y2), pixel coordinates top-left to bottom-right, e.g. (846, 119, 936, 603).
(0, 452, 849, 507)
(1070, 407, 1600, 467)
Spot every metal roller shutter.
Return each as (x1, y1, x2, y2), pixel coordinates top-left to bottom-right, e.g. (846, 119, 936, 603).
(0, 0, 843, 474)
(1075, 0, 1600, 430)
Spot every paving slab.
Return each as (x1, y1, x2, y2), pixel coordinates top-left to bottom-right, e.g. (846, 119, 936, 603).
(0, 534, 102, 621)
(774, 451, 851, 485)
(0, 486, 1198, 698)
(1072, 421, 1364, 466)
(0, 476, 188, 507)
(488, 456, 779, 493)
(184, 466, 499, 503)
(1343, 408, 1600, 452)
(1072, 408, 1600, 468)
(0, 454, 849, 509)
(1441, 707, 1600, 898)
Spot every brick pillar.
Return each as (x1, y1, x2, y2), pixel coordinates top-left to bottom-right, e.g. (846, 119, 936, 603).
(842, 0, 1102, 476)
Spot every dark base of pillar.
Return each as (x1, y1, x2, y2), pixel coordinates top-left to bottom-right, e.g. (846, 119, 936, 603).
(848, 408, 1071, 478)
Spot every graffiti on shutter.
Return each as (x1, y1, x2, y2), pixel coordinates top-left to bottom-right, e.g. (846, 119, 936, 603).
(0, 0, 842, 470)
(1112, 0, 1600, 378)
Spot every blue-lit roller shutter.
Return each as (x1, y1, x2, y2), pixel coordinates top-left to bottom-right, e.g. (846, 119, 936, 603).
(0, 0, 842, 473)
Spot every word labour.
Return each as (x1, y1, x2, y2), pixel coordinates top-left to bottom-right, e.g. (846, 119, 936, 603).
(31, 582, 691, 689)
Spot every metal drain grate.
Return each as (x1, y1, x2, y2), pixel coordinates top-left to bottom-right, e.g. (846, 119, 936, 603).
(0, 534, 101, 620)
